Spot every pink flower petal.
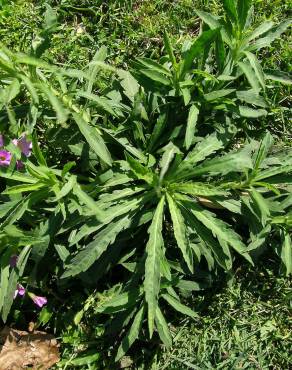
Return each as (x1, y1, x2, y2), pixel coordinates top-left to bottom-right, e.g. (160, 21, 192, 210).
(0, 150, 12, 167)
(13, 135, 32, 157)
(0, 134, 4, 147)
(29, 293, 48, 308)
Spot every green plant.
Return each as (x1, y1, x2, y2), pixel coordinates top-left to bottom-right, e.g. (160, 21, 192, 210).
(0, 0, 291, 363)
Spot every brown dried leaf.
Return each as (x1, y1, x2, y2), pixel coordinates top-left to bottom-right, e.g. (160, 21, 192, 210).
(0, 326, 59, 370)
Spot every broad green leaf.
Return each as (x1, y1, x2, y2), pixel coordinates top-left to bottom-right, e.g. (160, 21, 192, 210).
(163, 31, 177, 68)
(184, 105, 199, 150)
(0, 170, 37, 183)
(247, 21, 274, 41)
(139, 69, 171, 85)
(0, 200, 21, 219)
(55, 175, 77, 200)
(195, 10, 232, 45)
(238, 61, 261, 93)
(253, 132, 274, 172)
(136, 57, 171, 76)
(250, 19, 291, 51)
(144, 196, 165, 338)
(96, 289, 141, 314)
(126, 154, 156, 185)
(222, 0, 238, 24)
(237, 0, 252, 30)
(38, 83, 68, 123)
(171, 182, 229, 197)
(0, 79, 20, 104)
(167, 194, 193, 272)
(77, 91, 117, 116)
(102, 128, 147, 163)
(0, 251, 10, 312)
(187, 201, 253, 264)
(215, 32, 226, 72)
(162, 293, 198, 318)
(180, 28, 219, 77)
(159, 142, 180, 182)
(147, 112, 167, 152)
(250, 188, 271, 226)
(244, 51, 265, 90)
(176, 149, 252, 181)
(115, 304, 145, 361)
(32, 132, 47, 166)
(73, 184, 104, 218)
(3, 182, 46, 194)
(118, 70, 140, 102)
(254, 165, 292, 182)
(265, 70, 292, 85)
(204, 89, 235, 101)
(155, 306, 172, 348)
(280, 231, 292, 276)
(72, 113, 112, 166)
(182, 204, 232, 270)
(87, 46, 107, 94)
(238, 106, 267, 117)
(236, 90, 268, 108)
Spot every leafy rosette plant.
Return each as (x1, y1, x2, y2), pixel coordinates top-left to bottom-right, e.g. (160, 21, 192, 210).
(0, 1, 291, 362)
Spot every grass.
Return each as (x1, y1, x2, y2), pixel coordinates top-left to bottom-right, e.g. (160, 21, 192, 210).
(52, 260, 291, 369)
(1, 0, 290, 140)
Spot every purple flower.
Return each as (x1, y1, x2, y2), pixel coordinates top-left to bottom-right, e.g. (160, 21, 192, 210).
(14, 284, 26, 299)
(16, 160, 24, 170)
(10, 255, 18, 268)
(13, 135, 32, 157)
(0, 150, 12, 167)
(28, 293, 48, 308)
(0, 134, 4, 147)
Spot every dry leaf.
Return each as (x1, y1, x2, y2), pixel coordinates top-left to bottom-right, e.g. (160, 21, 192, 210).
(0, 326, 60, 370)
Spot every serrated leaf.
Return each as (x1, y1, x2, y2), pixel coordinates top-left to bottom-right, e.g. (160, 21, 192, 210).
(126, 154, 156, 185)
(155, 306, 172, 348)
(236, 90, 268, 108)
(244, 51, 265, 90)
(118, 70, 140, 102)
(38, 83, 68, 123)
(163, 31, 177, 68)
(250, 19, 291, 51)
(171, 182, 229, 197)
(144, 196, 165, 338)
(162, 293, 198, 318)
(72, 113, 112, 166)
(62, 215, 133, 278)
(195, 10, 232, 45)
(115, 304, 145, 361)
(238, 61, 261, 93)
(247, 21, 275, 41)
(250, 188, 270, 226)
(77, 91, 117, 116)
(253, 132, 274, 172)
(204, 89, 235, 101)
(167, 194, 193, 272)
(265, 70, 292, 85)
(180, 28, 219, 77)
(280, 231, 292, 276)
(184, 105, 199, 150)
(137, 57, 171, 76)
(237, 0, 252, 30)
(222, 0, 238, 24)
(238, 106, 267, 117)
(186, 200, 253, 264)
